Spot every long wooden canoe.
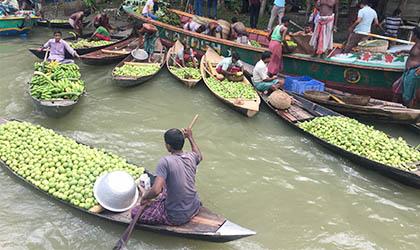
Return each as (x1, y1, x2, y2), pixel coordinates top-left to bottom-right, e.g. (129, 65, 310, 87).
(28, 34, 128, 59)
(80, 36, 140, 65)
(200, 48, 260, 117)
(37, 19, 89, 29)
(302, 88, 420, 124)
(125, 7, 420, 106)
(112, 39, 165, 87)
(251, 84, 420, 188)
(166, 40, 202, 88)
(0, 118, 255, 242)
(0, 15, 38, 36)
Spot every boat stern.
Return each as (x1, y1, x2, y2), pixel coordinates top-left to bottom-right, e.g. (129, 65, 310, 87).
(215, 220, 256, 242)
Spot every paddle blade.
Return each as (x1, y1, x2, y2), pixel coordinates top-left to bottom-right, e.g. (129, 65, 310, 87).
(113, 240, 127, 250)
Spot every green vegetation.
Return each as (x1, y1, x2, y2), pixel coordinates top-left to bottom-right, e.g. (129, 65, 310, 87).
(169, 66, 201, 80)
(69, 39, 113, 49)
(113, 64, 160, 77)
(206, 77, 257, 100)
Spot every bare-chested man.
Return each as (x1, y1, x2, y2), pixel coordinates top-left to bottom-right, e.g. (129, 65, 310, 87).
(69, 9, 91, 36)
(309, 0, 338, 56)
(395, 27, 420, 107)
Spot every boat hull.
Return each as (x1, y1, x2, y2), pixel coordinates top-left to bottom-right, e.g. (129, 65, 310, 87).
(0, 17, 37, 36)
(31, 95, 81, 118)
(37, 19, 89, 29)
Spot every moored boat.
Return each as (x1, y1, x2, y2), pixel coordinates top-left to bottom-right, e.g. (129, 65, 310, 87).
(0, 118, 255, 242)
(166, 40, 202, 88)
(200, 48, 260, 117)
(252, 84, 420, 188)
(302, 88, 420, 124)
(112, 40, 165, 87)
(0, 15, 38, 36)
(28, 34, 128, 59)
(80, 36, 140, 65)
(37, 19, 89, 29)
(124, 7, 419, 106)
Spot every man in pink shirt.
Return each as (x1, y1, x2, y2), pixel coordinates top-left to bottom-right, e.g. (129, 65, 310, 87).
(39, 31, 79, 62)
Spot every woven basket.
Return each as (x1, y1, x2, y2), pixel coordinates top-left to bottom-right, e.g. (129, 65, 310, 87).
(283, 40, 297, 54)
(355, 39, 389, 53)
(226, 74, 244, 82)
(339, 95, 371, 106)
(304, 91, 330, 101)
(268, 90, 292, 110)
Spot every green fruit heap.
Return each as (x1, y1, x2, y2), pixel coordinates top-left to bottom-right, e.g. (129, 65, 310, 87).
(50, 19, 68, 23)
(299, 116, 420, 171)
(206, 77, 257, 100)
(113, 64, 160, 77)
(69, 39, 113, 49)
(250, 40, 261, 48)
(0, 121, 144, 210)
(30, 61, 85, 101)
(170, 66, 201, 80)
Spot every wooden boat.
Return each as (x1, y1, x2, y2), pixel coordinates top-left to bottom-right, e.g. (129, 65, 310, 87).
(30, 95, 82, 118)
(166, 40, 202, 88)
(112, 39, 165, 87)
(28, 34, 128, 59)
(80, 36, 140, 65)
(0, 118, 255, 242)
(124, 7, 420, 106)
(0, 15, 38, 36)
(302, 88, 420, 124)
(200, 48, 260, 117)
(37, 19, 89, 29)
(251, 85, 420, 188)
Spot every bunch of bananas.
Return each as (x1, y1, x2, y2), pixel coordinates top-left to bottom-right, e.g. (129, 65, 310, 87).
(30, 62, 85, 101)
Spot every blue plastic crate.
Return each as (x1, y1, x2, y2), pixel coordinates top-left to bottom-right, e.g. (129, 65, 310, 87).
(284, 76, 324, 94)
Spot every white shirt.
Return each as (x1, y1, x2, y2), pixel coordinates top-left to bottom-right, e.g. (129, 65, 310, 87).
(216, 57, 243, 71)
(354, 6, 377, 33)
(183, 21, 201, 32)
(142, 0, 154, 15)
(252, 60, 268, 83)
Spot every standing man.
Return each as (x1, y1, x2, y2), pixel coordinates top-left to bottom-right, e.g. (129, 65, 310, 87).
(139, 23, 159, 62)
(266, 0, 285, 31)
(132, 128, 203, 226)
(393, 27, 420, 107)
(343, 0, 380, 53)
(69, 9, 91, 36)
(249, 0, 260, 28)
(194, 0, 203, 16)
(309, 0, 338, 56)
(207, 0, 217, 19)
(39, 30, 79, 62)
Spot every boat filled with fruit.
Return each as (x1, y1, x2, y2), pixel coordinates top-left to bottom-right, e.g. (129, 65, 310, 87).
(200, 48, 260, 117)
(37, 19, 90, 29)
(28, 34, 128, 59)
(166, 40, 202, 88)
(112, 40, 165, 87)
(29, 61, 85, 117)
(256, 87, 420, 187)
(0, 118, 255, 242)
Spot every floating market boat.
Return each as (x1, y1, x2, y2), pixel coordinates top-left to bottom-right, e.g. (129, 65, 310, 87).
(124, 7, 419, 106)
(112, 40, 165, 87)
(166, 40, 202, 88)
(37, 19, 89, 29)
(28, 34, 128, 59)
(200, 48, 260, 117)
(251, 86, 420, 188)
(30, 94, 82, 118)
(80, 36, 140, 65)
(302, 88, 420, 124)
(0, 15, 38, 36)
(0, 118, 255, 242)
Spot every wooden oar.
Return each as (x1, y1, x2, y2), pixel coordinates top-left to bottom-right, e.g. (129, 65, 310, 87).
(355, 31, 415, 45)
(188, 114, 199, 129)
(113, 196, 145, 250)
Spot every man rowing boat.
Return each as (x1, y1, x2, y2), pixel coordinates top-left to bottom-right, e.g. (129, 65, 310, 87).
(132, 127, 203, 225)
(39, 30, 79, 62)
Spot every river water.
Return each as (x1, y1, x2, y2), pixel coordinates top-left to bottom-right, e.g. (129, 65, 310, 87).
(0, 28, 419, 250)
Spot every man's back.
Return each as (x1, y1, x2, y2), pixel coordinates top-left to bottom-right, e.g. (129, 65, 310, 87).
(354, 6, 377, 33)
(156, 152, 201, 225)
